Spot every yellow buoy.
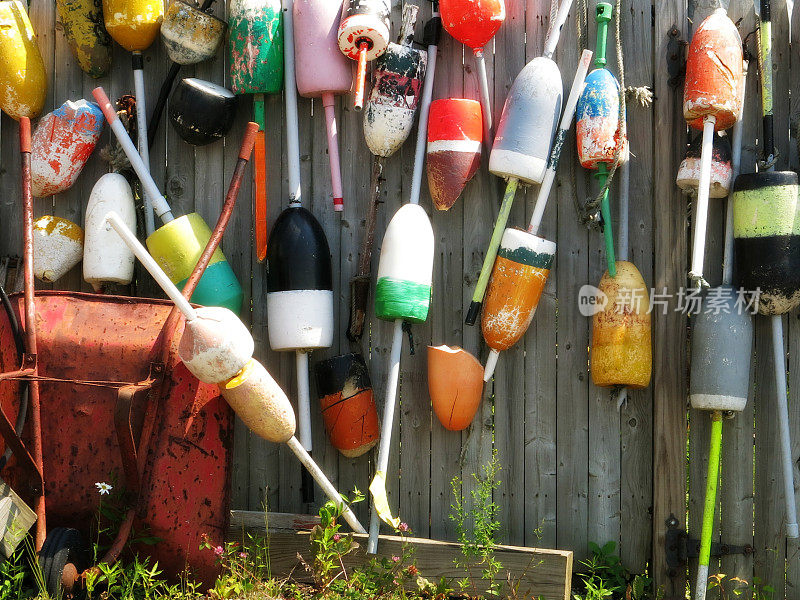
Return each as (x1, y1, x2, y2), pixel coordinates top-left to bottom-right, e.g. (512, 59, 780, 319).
(102, 0, 163, 51)
(0, 0, 46, 119)
(591, 261, 652, 388)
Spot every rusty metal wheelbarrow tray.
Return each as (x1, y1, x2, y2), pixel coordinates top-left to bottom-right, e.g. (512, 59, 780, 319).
(0, 290, 233, 583)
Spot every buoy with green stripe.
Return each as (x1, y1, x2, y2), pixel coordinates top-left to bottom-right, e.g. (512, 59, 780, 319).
(92, 86, 243, 313)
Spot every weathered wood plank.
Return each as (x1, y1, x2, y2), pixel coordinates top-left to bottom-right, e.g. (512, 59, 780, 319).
(229, 510, 573, 600)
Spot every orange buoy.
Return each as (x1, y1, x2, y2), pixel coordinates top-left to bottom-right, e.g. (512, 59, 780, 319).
(0, 1, 47, 120)
(482, 229, 555, 380)
(427, 345, 483, 431)
(590, 261, 652, 388)
(683, 10, 743, 132)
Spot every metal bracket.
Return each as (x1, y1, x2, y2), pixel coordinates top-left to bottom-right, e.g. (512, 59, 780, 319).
(666, 27, 687, 88)
(665, 515, 752, 575)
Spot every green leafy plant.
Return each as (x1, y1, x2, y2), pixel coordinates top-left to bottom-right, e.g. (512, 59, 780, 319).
(449, 449, 504, 597)
(574, 542, 657, 600)
(0, 547, 27, 600)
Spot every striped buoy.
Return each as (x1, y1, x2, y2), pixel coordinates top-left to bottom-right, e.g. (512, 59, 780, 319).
(375, 203, 434, 323)
(161, 0, 226, 65)
(147, 213, 244, 314)
(57, 0, 113, 78)
(426, 98, 482, 210)
(590, 261, 652, 388)
(83, 173, 136, 291)
(733, 171, 800, 315)
(32, 216, 84, 283)
(0, 1, 46, 120)
(314, 353, 380, 458)
(31, 100, 105, 198)
(482, 229, 555, 380)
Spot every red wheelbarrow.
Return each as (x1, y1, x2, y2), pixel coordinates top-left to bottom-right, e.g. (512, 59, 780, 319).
(0, 118, 258, 595)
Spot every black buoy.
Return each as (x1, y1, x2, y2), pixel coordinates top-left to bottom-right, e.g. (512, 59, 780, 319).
(168, 78, 237, 146)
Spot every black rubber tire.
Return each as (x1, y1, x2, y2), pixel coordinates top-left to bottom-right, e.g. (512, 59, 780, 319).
(38, 527, 87, 599)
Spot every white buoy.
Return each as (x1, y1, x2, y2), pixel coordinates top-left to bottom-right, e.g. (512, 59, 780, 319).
(32, 216, 84, 282)
(83, 173, 136, 291)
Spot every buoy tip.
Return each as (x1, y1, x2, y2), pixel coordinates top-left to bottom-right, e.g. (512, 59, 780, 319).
(788, 523, 799, 539)
(333, 198, 344, 212)
(483, 350, 500, 382)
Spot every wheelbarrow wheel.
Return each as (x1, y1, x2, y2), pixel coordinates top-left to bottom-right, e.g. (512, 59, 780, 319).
(38, 527, 88, 598)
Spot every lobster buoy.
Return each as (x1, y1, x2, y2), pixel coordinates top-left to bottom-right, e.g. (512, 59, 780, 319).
(83, 173, 136, 291)
(228, 0, 283, 95)
(314, 353, 380, 457)
(266, 206, 334, 350)
(56, 0, 113, 78)
(337, 0, 391, 110)
(294, 0, 352, 210)
(733, 171, 800, 315)
(676, 132, 733, 198)
(169, 78, 237, 146)
(426, 98, 482, 210)
(376, 203, 434, 323)
(490, 56, 562, 184)
(31, 99, 105, 198)
(0, 1, 47, 120)
(482, 229, 555, 380)
(690, 286, 753, 412)
(32, 216, 84, 282)
(576, 67, 626, 170)
(161, 0, 226, 65)
(683, 9, 743, 132)
(102, 0, 164, 51)
(146, 213, 244, 314)
(427, 345, 483, 431)
(178, 306, 254, 384)
(363, 18, 427, 157)
(591, 261, 652, 388)
(219, 358, 296, 443)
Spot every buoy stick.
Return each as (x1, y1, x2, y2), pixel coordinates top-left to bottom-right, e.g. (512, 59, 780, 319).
(527, 49, 593, 236)
(408, 4, 441, 206)
(368, 319, 404, 554)
(688, 116, 716, 286)
(322, 93, 344, 211)
(255, 97, 268, 260)
(92, 87, 175, 223)
(474, 48, 492, 148)
(465, 177, 518, 325)
(618, 159, 629, 262)
(286, 436, 366, 533)
(722, 59, 747, 286)
(133, 52, 155, 236)
(105, 212, 197, 321)
(597, 164, 617, 277)
(354, 43, 369, 111)
(296, 351, 312, 454)
(284, 0, 301, 205)
(694, 411, 722, 600)
(542, 0, 575, 59)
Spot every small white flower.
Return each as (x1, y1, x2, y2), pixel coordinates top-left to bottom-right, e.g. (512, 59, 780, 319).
(95, 482, 112, 496)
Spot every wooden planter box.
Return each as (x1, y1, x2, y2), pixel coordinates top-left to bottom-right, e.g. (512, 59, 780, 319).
(229, 511, 572, 600)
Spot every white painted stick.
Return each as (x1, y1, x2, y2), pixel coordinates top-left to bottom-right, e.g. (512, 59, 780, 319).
(296, 350, 312, 453)
(408, 36, 438, 206)
(105, 212, 196, 321)
(528, 49, 593, 235)
(286, 436, 366, 533)
(772, 315, 799, 538)
(543, 0, 575, 59)
(92, 87, 174, 223)
(474, 49, 492, 148)
(284, 0, 301, 205)
(722, 61, 747, 286)
(133, 54, 155, 236)
(367, 319, 404, 554)
(618, 159, 629, 262)
(688, 116, 716, 285)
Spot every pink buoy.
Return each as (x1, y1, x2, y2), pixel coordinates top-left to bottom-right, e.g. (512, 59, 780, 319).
(31, 99, 104, 198)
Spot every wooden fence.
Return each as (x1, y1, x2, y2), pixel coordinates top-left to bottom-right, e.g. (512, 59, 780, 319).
(5, 0, 800, 596)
